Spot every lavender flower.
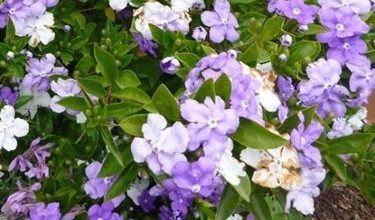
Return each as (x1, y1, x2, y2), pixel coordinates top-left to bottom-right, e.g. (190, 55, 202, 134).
(298, 58, 348, 117)
(1, 182, 41, 218)
(327, 118, 353, 139)
(201, 0, 239, 43)
(88, 202, 123, 220)
(163, 180, 194, 218)
(160, 57, 181, 74)
(285, 167, 326, 215)
(22, 53, 68, 92)
(318, 0, 371, 15)
(274, 0, 319, 25)
(84, 161, 114, 199)
(318, 8, 369, 39)
(0, 87, 18, 106)
(291, 113, 324, 168)
(180, 96, 239, 150)
(277, 76, 294, 102)
(192, 26, 207, 42)
(171, 157, 217, 196)
(347, 63, 375, 106)
(29, 202, 61, 220)
(131, 113, 189, 175)
(132, 33, 158, 57)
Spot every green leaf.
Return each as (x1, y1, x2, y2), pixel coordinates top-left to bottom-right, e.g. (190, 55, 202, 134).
(194, 79, 215, 103)
(249, 194, 272, 220)
(119, 114, 148, 136)
(106, 163, 138, 199)
(214, 74, 232, 102)
(152, 84, 180, 120)
(324, 133, 374, 154)
(232, 175, 251, 202)
(215, 184, 241, 220)
(175, 52, 200, 68)
(15, 96, 33, 109)
(99, 126, 123, 167)
(149, 24, 164, 45)
(99, 147, 133, 177)
(106, 102, 143, 120)
(231, 119, 288, 149)
(239, 43, 258, 64)
(201, 45, 217, 55)
(324, 154, 347, 182)
(94, 44, 118, 85)
(57, 97, 89, 112)
(78, 78, 106, 99)
(261, 16, 284, 41)
(287, 40, 320, 64)
(112, 88, 151, 104)
(277, 107, 316, 133)
(116, 70, 141, 89)
(75, 55, 93, 74)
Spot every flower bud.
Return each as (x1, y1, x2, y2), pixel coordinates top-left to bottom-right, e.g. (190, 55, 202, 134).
(6, 51, 14, 61)
(298, 25, 309, 32)
(192, 26, 207, 42)
(160, 56, 181, 74)
(63, 25, 71, 32)
(279, 53, 287, 62)
(280, 34, 292, 47)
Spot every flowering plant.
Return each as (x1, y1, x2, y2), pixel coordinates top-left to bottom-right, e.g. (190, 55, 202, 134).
(0, 0, 374, 219)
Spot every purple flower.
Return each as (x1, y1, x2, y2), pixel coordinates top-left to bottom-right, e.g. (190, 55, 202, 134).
(0, 87, 19, 106)
(347, 63, 375, 94)
(277, 76, 294, 102)
(318, 8, 369, 39)
(291, 113, 324, 168)
(88, 202, 123, 220)
(132, 33, 158, 57)
(201, 0, 239, 43)
(163, 180, 194, 218)
(181, 96, 239, 150)
(192, 26, 207, 42)
(49, 78, 81, 113)
(160, 57, 181, 74)
(327, 118, 353, 139)
(318, 0, 371, 15)
(1, 182, 41, 218)
(8, 138, 51, 180)
(29, 202, 61, 220)
(158, 205, 174, 220)
(138, 189, 156, 213)
(298, 58, 348, 117)
(22, 53, 68, 92)
(171, 157, 216, 196)
(84, 161, 114, 199)
(275, 0, 319, 25)
(285, 167, 326, 215)
(130, 113, 189, 175)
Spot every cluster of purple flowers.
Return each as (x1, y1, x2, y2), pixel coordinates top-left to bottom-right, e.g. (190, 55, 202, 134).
(9, 138, 52, 180)
(184, 51, 264, 124)
(317, 0, 374, 106)
(0, 0, 59, 46)
(287, 113, 326, 215)
(269, 0, 319, 27)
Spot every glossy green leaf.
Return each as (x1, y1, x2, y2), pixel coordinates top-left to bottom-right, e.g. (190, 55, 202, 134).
(287, 40, 320, 64)
(152, 84, 180, 120)
(112, 87, 151, 104)
(194, 79, 215, 103)
(119, 114, 148, 136)
(261, 16, 284, 41)
(324, 133, 374, 154)
(94, 44, 118, 85)
(116, 69, 141, 89)
(57, 97, 89, 112)
(277, 107, 316, 133)
(249, 194, 272, 220)
(214, 74, 232, 102)
(98, 126, 123, 167)
(215, 184, 241, 220)
(231, 119, 288, 149)
(175, 52, 200, 68)
(78, 77, 106, 98)
(232, 175, 251, 202)
(106, 102, 143, 119)
(99, 147, 133, 177)
(106, 163, 138, 199)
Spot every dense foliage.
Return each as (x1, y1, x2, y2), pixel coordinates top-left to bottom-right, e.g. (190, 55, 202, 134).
(0, 0, 374, 219)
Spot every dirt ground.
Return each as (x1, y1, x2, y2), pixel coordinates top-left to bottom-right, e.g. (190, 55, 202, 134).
(314, 185, 375, 220)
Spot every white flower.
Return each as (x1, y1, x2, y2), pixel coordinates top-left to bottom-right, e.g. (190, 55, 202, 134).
(171, 0, 205, 12)
(256, 62, 273, 73)
(109, 0, 129, 11)
(0, 105, 29, 151)
(240, 144, 302, 190)
(134, 2, 191, 40)
(217, 153, 246, 186)
(127, 177, 149, 205)
(16, 12, 55, 47)
(348, 107, 367, 130)
(18, 87, 51, 119)
(257, 88, 282, 112)
(226, 214, 243, 220)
